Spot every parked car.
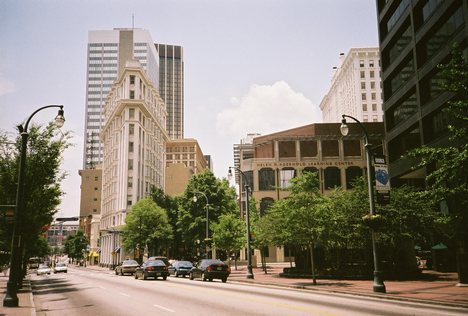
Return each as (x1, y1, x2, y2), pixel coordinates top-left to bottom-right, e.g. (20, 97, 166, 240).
(53, 262, 68, 273)
(37, 264, 51, 275)
(146, 256, 170, 266)
(115, 259, 139, 276)
(189, 259, 230, 283)
(135, 260, 169, 280)
(168, 260, 193, 277)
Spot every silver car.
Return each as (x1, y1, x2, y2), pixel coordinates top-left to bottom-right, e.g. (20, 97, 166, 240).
(37, 264, 51, 275)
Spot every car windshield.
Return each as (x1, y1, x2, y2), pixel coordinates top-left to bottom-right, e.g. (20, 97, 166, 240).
(146, 260, 164, 266)
(38, 264, 49, 269)
(123, 260, 138, 265)
(56, 263, 66, 267)
(177, 261, 193, 267)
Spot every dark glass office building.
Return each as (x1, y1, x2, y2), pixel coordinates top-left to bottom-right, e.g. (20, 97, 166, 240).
(376, 0, 467, 186)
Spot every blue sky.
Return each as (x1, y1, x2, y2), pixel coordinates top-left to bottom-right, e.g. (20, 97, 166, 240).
(0, 0, 379, 218)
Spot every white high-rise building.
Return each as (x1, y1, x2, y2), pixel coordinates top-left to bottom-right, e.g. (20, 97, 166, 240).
(320, 48, 383, 123)
(99, 60, 168, 267)
(83, 28, 160, 169)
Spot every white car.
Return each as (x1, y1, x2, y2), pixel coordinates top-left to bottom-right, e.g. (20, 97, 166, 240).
(53, 262, 68, 273)
(36, 264, 51, 275)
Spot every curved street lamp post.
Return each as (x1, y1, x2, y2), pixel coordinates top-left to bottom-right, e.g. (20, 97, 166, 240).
(228, 167, 254, 279)
(192, 191, 210, 259)
(340, 114, 386, 293)
(3, 105, 65, 307)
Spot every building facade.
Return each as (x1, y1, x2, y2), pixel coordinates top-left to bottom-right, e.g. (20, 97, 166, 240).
(237, 123, 384, 263)
(99, 60, 168, 267)
(376, 0, 467, 184)
(155, 44, 184, 140)
(165, 138, 208, 196)
(320, 48, 384, 123)
(83, 28, 160, 169)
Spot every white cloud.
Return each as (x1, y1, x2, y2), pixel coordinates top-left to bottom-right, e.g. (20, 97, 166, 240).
(216, 81, 322, 138)
(0, 74, 15, 96)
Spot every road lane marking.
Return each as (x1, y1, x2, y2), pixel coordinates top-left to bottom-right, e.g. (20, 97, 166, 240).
(119, 292, 130, 297)
(153, 304, 175, 313)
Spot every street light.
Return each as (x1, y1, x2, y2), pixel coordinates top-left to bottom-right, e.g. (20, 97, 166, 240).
(340, 114, 386, 293)
(192, 191, 210, 259)
(3, 105, 65, 307)
(228, 167, 254, 279)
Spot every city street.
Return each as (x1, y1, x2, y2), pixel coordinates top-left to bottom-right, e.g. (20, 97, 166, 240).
(28, 266, 467, 316)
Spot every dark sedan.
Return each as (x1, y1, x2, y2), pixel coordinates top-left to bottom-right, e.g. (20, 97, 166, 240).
(135, 260, 169, 280)
(189, 259, 230, 283)
(168, 260, 193, 277)
(115, 259, 139, 276)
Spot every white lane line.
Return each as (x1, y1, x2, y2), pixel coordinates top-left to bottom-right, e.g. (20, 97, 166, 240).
(119, 292, 130, 297)
(99, 286, 106, 289)
(153, 304, 175, 313)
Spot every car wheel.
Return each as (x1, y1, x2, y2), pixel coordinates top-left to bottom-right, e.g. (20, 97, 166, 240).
(143, 273, 147, 280)
(222, 277, 227, 283)
(115, 270, 118, 275)
(182, 274, 186, 278)
(135, 273, 138, 279)
(189, 272, 194, 280)
(209, 278, 213, 282)
(120, 271, 124, 276)
(174, 271, 178, 277)
(163, 276, 167, 280)
(202, 273, 207, 281)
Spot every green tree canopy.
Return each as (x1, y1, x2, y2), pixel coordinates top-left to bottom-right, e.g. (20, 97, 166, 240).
(121, 197, 173, 259)
(212, 213, 245, 264)
(64, 230, 88, 261)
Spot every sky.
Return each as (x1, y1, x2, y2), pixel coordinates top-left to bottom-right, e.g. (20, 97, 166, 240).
(0, 0, 379, 219)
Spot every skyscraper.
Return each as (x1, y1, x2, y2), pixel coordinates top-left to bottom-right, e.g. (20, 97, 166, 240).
(320, 48, 383, 123)
(83, 28, 160, 169)
(376, 0, 467, 185)
(155, 44, 184, 139)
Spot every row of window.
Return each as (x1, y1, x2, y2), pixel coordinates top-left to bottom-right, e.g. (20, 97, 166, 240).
(359, 59, 377, 67)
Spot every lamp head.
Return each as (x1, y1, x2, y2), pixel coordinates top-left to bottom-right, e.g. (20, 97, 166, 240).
(192, 196, 198, 203)
(55, 107, 65, 128)
(340, 116, 349, 136)
(227, 167, 233, 181)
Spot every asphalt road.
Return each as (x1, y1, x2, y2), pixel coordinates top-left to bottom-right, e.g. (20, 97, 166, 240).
(30, 266, 467, 316)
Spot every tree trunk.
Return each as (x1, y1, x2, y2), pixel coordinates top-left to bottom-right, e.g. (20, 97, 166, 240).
(457, 240, 468, 285)
(310, 243, 317, 285)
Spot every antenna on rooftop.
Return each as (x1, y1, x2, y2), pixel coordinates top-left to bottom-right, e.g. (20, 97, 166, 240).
(132, 13, 135, 29)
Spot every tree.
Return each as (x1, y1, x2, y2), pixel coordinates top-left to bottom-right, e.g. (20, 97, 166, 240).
(0, 123, 71, 275)
(177, 170, 238, 260)
(121, 197, 173, 262)
(212, 214, 245, 266)
(64, 231, 88, 263)
(406, 43, 468, 283)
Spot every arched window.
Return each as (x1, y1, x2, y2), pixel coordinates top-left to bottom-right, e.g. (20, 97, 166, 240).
(280, 167, 296, 188)
(260, 198, 274, 216)
(258, 168, 275, 191)
(345, 166, 363, 189)
(324, 167, 341, 189)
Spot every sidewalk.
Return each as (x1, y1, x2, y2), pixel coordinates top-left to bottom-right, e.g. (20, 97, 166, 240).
(1, 264, 468, 315)
(0, 273, 35, 316)
(228, 263, 468, 308)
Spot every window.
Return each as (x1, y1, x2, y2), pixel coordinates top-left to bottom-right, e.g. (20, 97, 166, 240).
(128, 159, 133, 170)
(361, 82, 366, 90)
(94, 187, 98, 191)
(280, 168, 296, 189)
(345, 167, 363, 189)
(260, 198, 274, 216)
(343, 140, 361, 157)
(322, 140, 339, 157)
(300, 140, 317, 158)
(360, 71, 365, 79)
(129, 142, 134, 153)
(94, 176, 99, 181)
(278, 141, 296, 158)
(372, 103, 377, 111)
(324, 167, 341, 189)
(371, 93, 376, 100)
(129, 124, 134, 135)
(130, 75, 135, 85)
(370, 81, 376, 89)
(258, 168, 275, 191)
(362, 93, 367, 101)
(369, 60, 374, 67)
(359, 60, 365, 67)
(129, 108, 135, 119)
(362, 104, 368, 112)
(130, 90, 135, 99)
(370, 71, 375, 78)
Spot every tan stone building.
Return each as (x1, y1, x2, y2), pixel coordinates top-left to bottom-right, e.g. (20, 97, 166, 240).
(165, 138, 208, 196)
(237, 122, 385, 263)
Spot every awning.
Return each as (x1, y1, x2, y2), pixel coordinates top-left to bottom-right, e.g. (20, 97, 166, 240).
(431, 243, 448, 250)
(114, 247, 121, 253)
(88, 251, 99, 257)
